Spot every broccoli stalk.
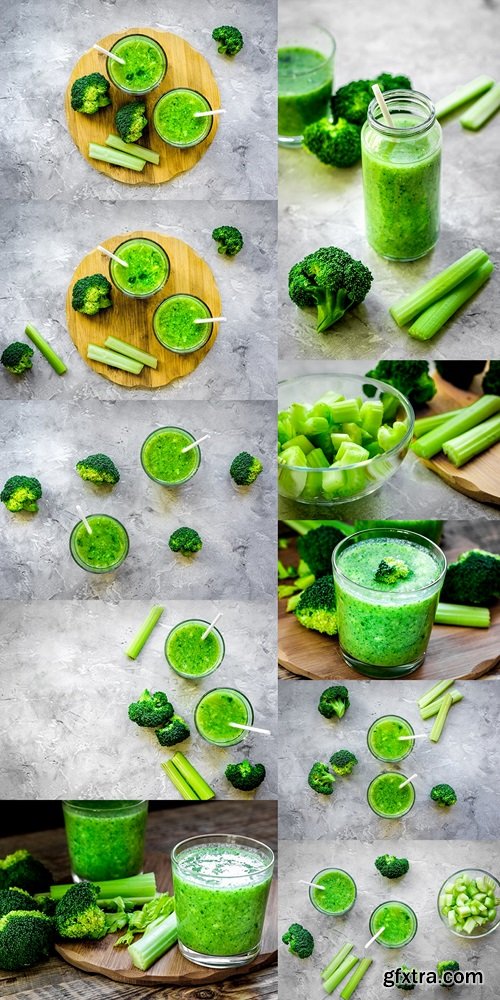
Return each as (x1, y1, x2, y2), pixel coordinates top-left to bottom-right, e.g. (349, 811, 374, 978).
(288, 247, 373, 333)
(212, 226, 244, 256)
(1, 342, 34, 374)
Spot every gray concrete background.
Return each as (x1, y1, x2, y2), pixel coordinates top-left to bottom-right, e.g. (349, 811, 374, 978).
(278, 0, 500, 361)
(0, 200, 277, 401)
(1, 0, 276, 201)
(279, 839, 500, 999)
(278, 360, 500, 520)
(0, 399, 275, 600)
(278, 680, 500, 841)
(0, 599, 277, 800)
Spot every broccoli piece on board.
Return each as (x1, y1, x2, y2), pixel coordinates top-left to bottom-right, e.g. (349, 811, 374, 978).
(374, 854, 410, 879)
(72, 274, 112, 316)
(71, 72, 111, 114)
(430, 784, 457, 807)
(0, 476, 42, 513)
(330, 750, 358, 775)
(441, 549, 500, 606)
(295, 576, 338, 635)
(156, 714, 190, 747)
(128, 690, 174, 728)
(76, 453, 120, 485)
(115, 102, 147, 143)
(55, 882, 106, 940)
(282, 922, 314, 958)
(365, 360, 436, 414)
(1, 342, 34, 374)
(297, 525, 346, 578)
(0, 909, 54, 970)
(229, 451, 263, 486)
(318, 684, 350, 719)
(212, 226, 244, 256)
(303, 118, 362, 167)
(308, 762, 335, 795)
(225, 761, 266, 791)
(289, 246, 373, 333)
(212, 25, 244, 57)
(168, 527, 203, 555)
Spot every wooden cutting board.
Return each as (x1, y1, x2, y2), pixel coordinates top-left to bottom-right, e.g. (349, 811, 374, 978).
(65, 28, 220, 185)
(55, 851, 277, 986)
(65, 230, 222, 388)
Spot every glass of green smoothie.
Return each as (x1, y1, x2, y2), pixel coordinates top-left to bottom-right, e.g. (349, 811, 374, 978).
(165, 619, 225, 679)
(309, 868, 357, 916)
(62, 800, 148, 882)
(369, 900, 418, 947)
(153, 294, 214, 354)
(107, 34, 167, 94)
(109, 238, 170, 299)
(361, 90, 442, 261)
(367, 772, 416, 819)
(172, 834, 274, 967)
(140, 426, 201, 486)
(195, 688, 253, 746)
(153, 88, 213, 148)
(69, 514, 129, 573)
(332, 528, 446, 677)
(367, 715, 415, 763)
(278, 25, 335, 146)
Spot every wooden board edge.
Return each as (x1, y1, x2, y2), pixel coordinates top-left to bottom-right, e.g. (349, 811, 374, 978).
(420, 457, 500, 506)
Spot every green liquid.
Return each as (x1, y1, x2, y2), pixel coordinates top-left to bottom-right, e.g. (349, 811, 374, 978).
(278, 47, 333, 137)
(141, 428, 199, 485)
(368, 717, 414, 762)
(108, 35, 166, 93)
(195, 689, 250, 745)
(311, 869, 356, 914)
(371, 902, 417, 946)
(154, 89, 212, 146)
(154, 295, 212, 352)
(63, 801, 147, 881)
(368, 773, 415, 818)
(110, 239, 169, 297)
(70, 515, 128, 572)
(166, 622, 223, 677)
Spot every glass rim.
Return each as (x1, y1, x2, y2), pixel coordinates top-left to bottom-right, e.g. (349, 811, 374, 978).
(63, 799, 147, 813)
(367, 771, 416, 817)
(107, 33, 167, 94)
(437, 868, 500, 938)
(109, 237, 170, 298)
(309, 867, 357, 914)
(153, 88, 213, 146)
(153, 293, 213, 355)
(369, 900, 418, 946)
(367, 89, 437, 136)
(278, 24, 336, 72)
(69, 514, 130, 572)
(165, 619, 225, 677)
(332, 527, 446, 597)
(367, 715, 415, 761)
(194, 687, 254, 744)
(172, 833, 275, 877)
(140, 425, 201, 485)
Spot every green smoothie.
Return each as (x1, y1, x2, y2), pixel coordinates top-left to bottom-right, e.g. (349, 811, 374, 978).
(153, 294, 213, 353)
(310, 868, 356, 915)
(140, 426, 200, 486)
(70, 514, 129, 573)
(107, 34, 167, 94)
(195, 688, 253, 746)
(367, 772, 415, 819)
(165, 620, 225, 679)
(154, 89, 212, 147)
(370, 901, 418, 947)
(367, 716, 415, 763)
(63, 800, 148, 881)
(278, 46, 333, 139)
(109, 238, 169, 298)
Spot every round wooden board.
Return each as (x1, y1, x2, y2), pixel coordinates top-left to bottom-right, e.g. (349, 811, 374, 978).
(65, 27, 220, 185)
(55, 852, 277, 987)
(65, 230, 222, 388)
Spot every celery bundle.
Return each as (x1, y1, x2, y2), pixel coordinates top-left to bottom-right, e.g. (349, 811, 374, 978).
(417, 680, 464, 738)
(412, 395, 500, 465)
(320, 943, 373, 996)
(161, 752, 215, 801)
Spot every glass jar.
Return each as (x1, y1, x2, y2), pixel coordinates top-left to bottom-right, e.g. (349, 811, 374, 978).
(62, 800, 148, 882)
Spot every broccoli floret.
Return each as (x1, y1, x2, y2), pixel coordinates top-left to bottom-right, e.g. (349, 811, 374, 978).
(55, 881, 106, 940)
(0, 888, 39, 919)
(303, 117, 362, 167)
(395, 965, 417, 990)
(295, 576, 338, 635)
(156, 714, 190, 747)
(331, 73, 412, 126)
(374, 854, 410, 879)
(441, 549, 500, 606)
(115, 101, 147, 143)
(0, 851, 52, 895)
(329, 750, 358, 775)
(482, 359, 500, 395)
(71, 72, 111, 114)
(212, 226, 244, 256)
(297, 525, 346, 578)
(282, 922, 314, 959)
(308, 762, 335, 795)
(128, 690, 174, 728)
(212, 25, 244, 57)
(1, 342, 34, 375)
(225, 761, 266, 791)
(0, 476, 42, 514)
(430, 783, 457, 807)
(288, 246, 373, 333)
(76, 453, 120, 485)
(168, 526, 203, 555)
(365, 360, 436, 414)
(375, 557, 411, 584)
(71, 274, 112, 316)
(318, 684, 350, 719)
(229, 451, 263, 486)
(434, 361, 485, 390)
(437, 960, 460, 987)
(0, 909, 53, 970)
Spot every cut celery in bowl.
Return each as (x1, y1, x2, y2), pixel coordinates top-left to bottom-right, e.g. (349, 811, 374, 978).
(437, 869, 500, 938)
(277, 373, 415, 505)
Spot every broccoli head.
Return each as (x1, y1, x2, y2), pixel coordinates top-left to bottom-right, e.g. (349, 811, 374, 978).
(482, 359, 500, 395)
(288, 246, 373, 333)
(168, 526, 203, 555)
(0, 851, 52, 895)
(282, 922, 314, 959)
(212, 226, 244, 256)
(437, 960, 460, 987)
(365, 360, 436, 414)
(295, 576, 338, 635)
(441, 549, 500, 606)
(0, 909, 54, 970)
(1, 342, 34, 375)
(374, 854, 410, 879)
(0, 476, 42, 513)
(297, 525, 346, 578)
(329, 749, 358, 775)
(71, 72, 111, 114)
(395, 965, 417, 991)
(229, 451, 263, 486)
(76, 453, 120, 485)
(225, 761, 266, 791)
(115, 101, 147, 143)
(331, 73, 412, 126)
(430, 783, 457, 807)
(72, 274, 112, 316)
(374, 557, 411, 585)
(303, 118, 362, 168)
(212, 25, 244, 57)
(308, 762, 335, 795)
(128, 689, 174, 728)
(156, 714, 190, 747)
(318, 684, 350, 719)
(0, 888, 39, 918)
(55, 881, 106, 940)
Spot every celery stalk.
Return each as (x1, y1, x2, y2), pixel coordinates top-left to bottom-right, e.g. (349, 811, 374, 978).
(390, 248, 490, 327)
(460, 82, 500, 130)
(435, 603, 490, 628)
(417, 678, 455, 710)
(104, 336, 158, 369)
(323, 955, 359, 994)
(407, 260, 494, 341)
(412, 395, 500, 459)
(87, 343, 144, 375)
(105, 133, 160, 165)
(171, 752, 215, 801)
(340, 958, 373, 1000)
(413, 409, 463, 438)
(128, 911, 178, 970)
(126, 605, 165, 660)
(442, 413, 500, 466)
(88, 142, 146, 171)
(420, 690, 463, 720)
(435, 75, 494, 119)
(162, 761, 200, 800)
(50, 873, 157, 901)
(25, 323, 67, 375)
(429, 692, 454, 742)
(321, 943, 354, 980)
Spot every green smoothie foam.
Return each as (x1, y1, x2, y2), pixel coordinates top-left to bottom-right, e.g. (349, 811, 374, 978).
(368, 772, 415, 818)
(368, 716, 415, 762)
(153, 294, 212, 353)
(278, 46, 333, 138)
(154, 89, 212, 146)
(63, 800, 148, 881)
(370, 901, 418, 947)
(110, 238, 169, 298)
(70, 514, 129, 572)
(107, 35, 166, 94)
(195, 688, 252, 745)
(310, 868, 356, 914)
(166, 620, 224, 678)
(140, 427, 200, 485)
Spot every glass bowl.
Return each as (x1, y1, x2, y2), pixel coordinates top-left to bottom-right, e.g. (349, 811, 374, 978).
(437, 869, 500, 939)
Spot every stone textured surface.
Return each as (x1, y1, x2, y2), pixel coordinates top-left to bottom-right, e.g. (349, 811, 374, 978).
(1, 0, 276, 201)
(278, 0, 500, 361)
(279, 839, 500, 999)
(0, 599, 277, 800)
(0, 399, 275, 600)
(0, 200, 277, 400)
(278, 360, 500, 519)
(278, 680, 500, 841)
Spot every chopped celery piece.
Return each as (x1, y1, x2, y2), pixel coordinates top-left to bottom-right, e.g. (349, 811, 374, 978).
(286, 592, 302, 612)
(378, 420, 408, 452)
(460, 82, 500, 130)
(324, 955, 359, 994)
(25, 323, 67, 375)
(286, 434, 314, 455)
(390, 248, 490, 327)
(321, 943, 354, 980)
(171, 751, 215, 801)
(88, 142, 146, 171)
(104, 336, 158, 369)
(335, 443, 369, 464)
(435, 75, 494, 118)
(331, 433, 350, 450)
(360, 399, 384, 437)
(302, 416, 330, 435)
(278, 445, 308, 498)
(87, 343, 144, 375)
(105, 133, 160, 164)
(419, 693, 464, 720)
(331, 398, 360, 423)
(128, 911, 178, 970)
(407, 260, 494, 341)
(126, 605, 164, 660)
(429, 692, 454, 742)
(442, 413, 500, 466)
(340, 958, 373, 1000)
(435, 603, 490, 628)
(342, 422, 363, 445)
(162, 761, 200, 800)
(414, 408, 463, 438)
(417, 678, 455, 709)
(412, 395, 500, 459)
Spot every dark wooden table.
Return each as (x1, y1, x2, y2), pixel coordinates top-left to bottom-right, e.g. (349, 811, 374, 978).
(0, 802, 278, 1000)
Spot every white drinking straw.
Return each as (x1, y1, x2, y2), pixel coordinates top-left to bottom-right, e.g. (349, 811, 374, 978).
(228, 722, 272, 735)
(298, 880, 325, 890)
(76, 504, 92, 535)
(398, 734, 428, 740)
(181, 434, 210, 454)
(97, 245, 128, 267)
(193, 316, 227, 324)
(365, 926, 385, 949)
(93, 43, 126, 64)
(201, 612, 223, 640)
(399, 773, 418, 790)
(193, 108, 227, 118)
(372, 84, 394, 126)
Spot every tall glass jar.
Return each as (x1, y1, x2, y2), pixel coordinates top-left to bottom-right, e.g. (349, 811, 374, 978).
(62, 800, 148, 882)
(361, 90, 442, 261)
